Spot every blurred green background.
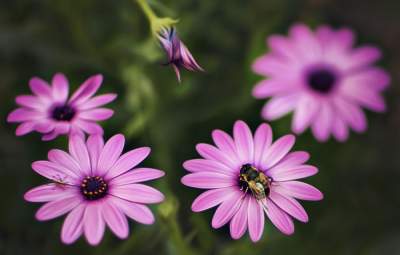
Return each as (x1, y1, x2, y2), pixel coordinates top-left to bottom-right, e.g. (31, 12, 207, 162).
(1, 0, 400, 254)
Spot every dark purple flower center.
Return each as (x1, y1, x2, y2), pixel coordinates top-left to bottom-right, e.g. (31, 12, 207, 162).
(51, 104, 76, 121)
(238, 164, 271, 199)
(307, 68, 337, 94)
(80, 176, 108, 200)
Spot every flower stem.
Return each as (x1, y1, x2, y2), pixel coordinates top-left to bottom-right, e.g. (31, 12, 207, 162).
(136, 0, 157, 22)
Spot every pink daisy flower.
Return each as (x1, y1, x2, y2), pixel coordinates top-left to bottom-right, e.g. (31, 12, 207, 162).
(7, 73, 116, 141)
(181, 120, 323, 242)
(24, 134, 165, 245)
(252, 23, 391, 142)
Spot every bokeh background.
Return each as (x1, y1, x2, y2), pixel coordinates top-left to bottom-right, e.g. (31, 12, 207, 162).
(1, 0, 400, 254)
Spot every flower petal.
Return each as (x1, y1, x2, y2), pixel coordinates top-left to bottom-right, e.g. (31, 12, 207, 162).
(211, 190, 244, 228)
(110, 168, 164, 186)
(102, 200, 129, 239)
(68, 135, 91, 176)
(181, 172, 235, 189)
(24, 183, 76, 202)
(69, 74, 103, 105)
(196, 143, 239, 170)
(31, 160, 78, 184)
(7, 108, 43, 122)
(110, 184, 164, 204)
(233, 120, 254, 163)
(253, 123, 273, 169)
(79, 93, 117, 110)
(36, 196, 81, 221)
(292, 95, 319, 134)
(96, 134, 125, 176)
(84, 202, 105, 246)
(111, 197, 155, 224)
(211, 129, 239, 162)
(248, 197, 265, 242)
(261, 94, 298, 121)
(105, 147, 151, 179)
(61, 203, 85, 244)
(267, 164, 318, 181)
(229, 196, 249, 239)
(86, 135, 104, 172)
(262, 199, 294, 235)
(47, 149, 81, 178)
(183, 159, 235, 176)
(274, 181, 323, 201)
(79, 108, 114, 121)
(29, 77, 52, 98)
(269, 190, 308, 222)
(260, 135, 295, 169)
(52, 73, 69, 103)
(191, 187, 237, 212)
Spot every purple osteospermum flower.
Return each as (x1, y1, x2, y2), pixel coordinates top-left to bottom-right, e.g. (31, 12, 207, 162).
(7, 73, 116, 141)
(158, 27, 203, 82)
(252, 23, 390, 142)
(181, 120, 323, 242)
(24, 134, 165, 245)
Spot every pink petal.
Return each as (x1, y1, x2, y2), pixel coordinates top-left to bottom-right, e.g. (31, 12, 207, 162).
(29, 77, 52, 98)
(86, 135, 104, 172)
(261, 94, 299, 120)
(36, 196, 81, 221)
(267, 35, 299, 61)
(252, 79, 294, 98)
(110, 168, 164, 186)
(211, 129, 239, 162)
(183, 159, 235, 176)
(332, 115, 349, 142)
(68, 135, 91, 176)
(105, 147, 151, 179)
(311, 102, 333, 142)
(75, 120, 104, 135)
(15, 95, 47, 109)
(79, 108, 114, 121)
(84, 202, 105, 246)
(24, 183, 76, 202)
(211, 190, 244, 228)
(181, 172, 235, 189)
(269, 190, 308, 222)
(102, 200, 129, 239)
(233, 120, 254, 163)
(274, 181, 323, 201)
(79, 93, 117, 110)
(51, 73, 69, 103)
(333, 97, 367, 132)
(191, 187, 237, 212)
(61, 203, 85, 244)
(340, 81, 386, 112)
(31, 160, 78, 185)
(16, 122, 36, 136)
(111, 197, 155, 224)
(252, 55, 292, 77)
(292, 95, 319, 134)
(262, 199, 294, 235)
(196, 143, 239, 170)
(110, 184, 164, 204)
(69, 74, 103, 105)
(274, 151, 310, 169)
(248, 197, 265, 242)
(7, 108, 43, 122)
(253, 123, 273, 168)
(267, 164, 318, 181)
(289, 23, 322, 61)
(260, 135, 295, 169)
(343, 67, 390, 91)
(229, 196, 249, 239)
(345, 46, 381, 70)
(47, 149, 81, 178)
(96, 134, 125, 176)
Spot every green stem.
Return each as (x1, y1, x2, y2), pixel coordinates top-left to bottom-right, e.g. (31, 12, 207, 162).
(136, 0, 157, 22)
